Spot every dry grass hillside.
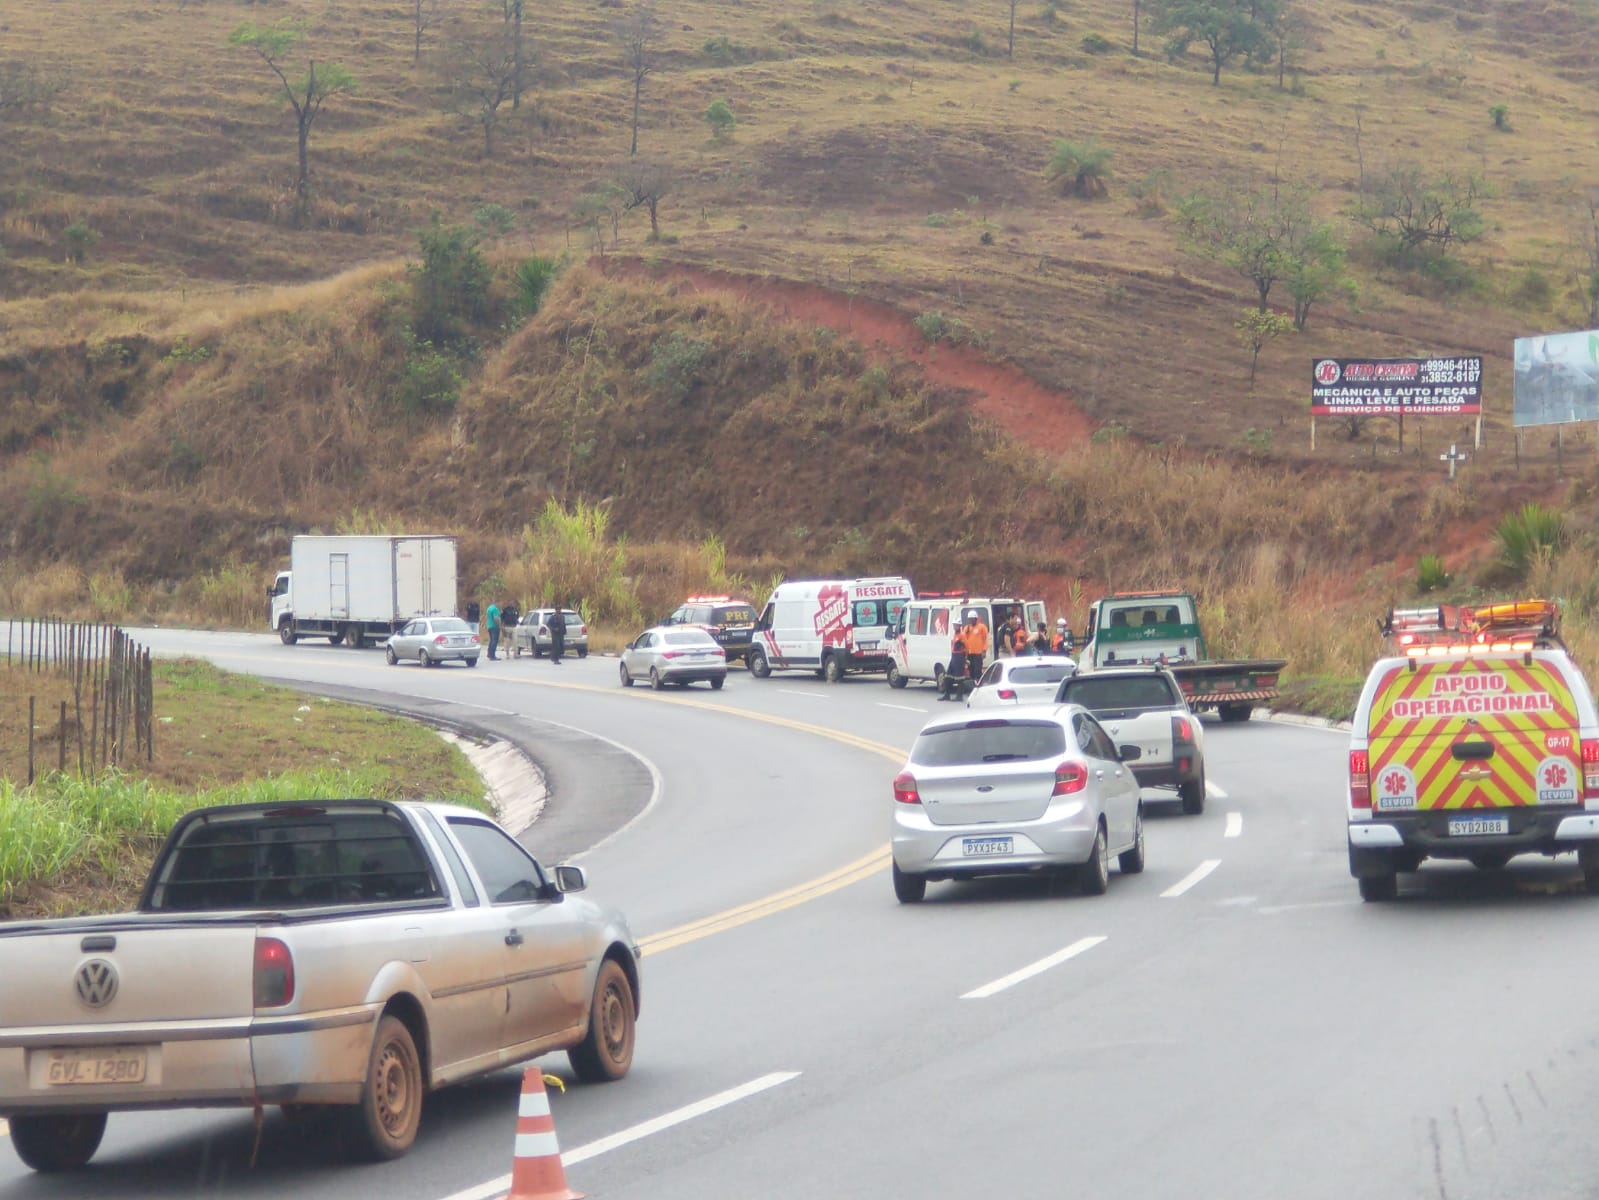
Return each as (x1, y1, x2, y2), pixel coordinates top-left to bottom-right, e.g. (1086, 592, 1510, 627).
(4, 0, 1599, 693)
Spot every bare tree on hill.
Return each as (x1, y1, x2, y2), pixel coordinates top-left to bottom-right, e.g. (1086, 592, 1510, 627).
(616, 1, 659, 156)
(228, 21, 356, 210)
(617, 158, 673, 241)
(444, 16, 519, 157)
(501, 0, 526, 109)
(412, 0, 442, 65)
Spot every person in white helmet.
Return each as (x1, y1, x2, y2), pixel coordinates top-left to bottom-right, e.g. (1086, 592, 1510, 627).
(1051, 617, 1073, 654)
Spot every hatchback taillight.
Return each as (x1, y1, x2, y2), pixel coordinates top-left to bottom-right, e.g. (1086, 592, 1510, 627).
(998, 688, 1017, 701)
(253, 937, 295, 1008)
(1053, 762, 1088, 796)
(1349, 750, 1371, 810)
(893, 771, 921, 805)
(1583, 741, 1599, 801)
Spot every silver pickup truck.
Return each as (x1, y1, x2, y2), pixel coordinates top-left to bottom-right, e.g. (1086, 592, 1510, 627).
(0, 799, 641, 1173)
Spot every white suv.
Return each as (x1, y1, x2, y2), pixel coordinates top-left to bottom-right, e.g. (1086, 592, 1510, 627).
(1053, 665, 1207, 814)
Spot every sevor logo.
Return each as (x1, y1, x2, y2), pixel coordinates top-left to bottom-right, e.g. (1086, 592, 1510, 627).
(75, 959, 119, 1009)
(1314, 359, 1341, 384)
(1536, 755, 1578, 805)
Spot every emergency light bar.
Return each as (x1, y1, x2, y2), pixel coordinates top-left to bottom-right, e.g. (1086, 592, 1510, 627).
(684, 595, 736, 604)
(1405, 641, 1536, 657)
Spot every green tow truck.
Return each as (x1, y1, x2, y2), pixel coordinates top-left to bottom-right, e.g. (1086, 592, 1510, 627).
(1078, 590, 1286, 723)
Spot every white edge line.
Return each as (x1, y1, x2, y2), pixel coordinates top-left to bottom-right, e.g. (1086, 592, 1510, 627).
(776, 689, 827, 699)
(876, 703, 925, 712)
(1161, 859, 1223, 899)
(1224, 812, 1243, 839)
(960, 935, 1106, 1000)
(533, 717, 665, 865)
(1206, 780, 1229, 800)
(437, 1072, 800, 1200)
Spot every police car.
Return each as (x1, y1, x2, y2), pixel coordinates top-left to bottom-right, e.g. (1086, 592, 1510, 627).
(663, 596, 759, 666)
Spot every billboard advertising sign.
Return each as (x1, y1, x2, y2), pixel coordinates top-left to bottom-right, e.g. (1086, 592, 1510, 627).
(1310, 356, 1483, 416)
(1513, 330, 1599, 427)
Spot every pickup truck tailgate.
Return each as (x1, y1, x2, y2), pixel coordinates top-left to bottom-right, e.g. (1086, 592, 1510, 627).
(0, 920, 259, 1107)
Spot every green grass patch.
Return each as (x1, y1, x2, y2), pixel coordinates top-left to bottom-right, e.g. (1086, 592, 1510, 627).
(1273, 675, 1362, 724)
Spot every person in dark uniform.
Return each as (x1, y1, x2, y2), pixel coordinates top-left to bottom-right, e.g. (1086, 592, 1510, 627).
(547, 605, 567, 665)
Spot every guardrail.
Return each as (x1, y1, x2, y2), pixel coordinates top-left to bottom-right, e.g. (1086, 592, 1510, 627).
(3, 618, 153, 784)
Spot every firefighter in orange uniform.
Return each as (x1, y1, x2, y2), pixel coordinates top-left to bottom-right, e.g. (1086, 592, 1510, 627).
(964, 611, 989, 683)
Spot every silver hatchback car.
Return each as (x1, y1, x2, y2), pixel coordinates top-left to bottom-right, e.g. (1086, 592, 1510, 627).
(385, 617, 481, 667)
(890, 706, 1144, 902)
(619, 626, 727, 690)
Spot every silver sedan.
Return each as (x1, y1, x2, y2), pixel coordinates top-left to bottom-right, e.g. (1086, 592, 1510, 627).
(385, 617, 481, 667)
(890, 705, 1143, 902)
(619, 626, 727, 690)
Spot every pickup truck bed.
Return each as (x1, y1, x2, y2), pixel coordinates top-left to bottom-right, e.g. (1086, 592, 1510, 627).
(0, 799, 640, 1173)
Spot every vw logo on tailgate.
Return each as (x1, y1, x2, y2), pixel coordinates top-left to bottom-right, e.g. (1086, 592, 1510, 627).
(75, 959, 119, 1009)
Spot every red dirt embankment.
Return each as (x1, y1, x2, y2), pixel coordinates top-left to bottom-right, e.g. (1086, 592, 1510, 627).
(600, 259, 1095, 455)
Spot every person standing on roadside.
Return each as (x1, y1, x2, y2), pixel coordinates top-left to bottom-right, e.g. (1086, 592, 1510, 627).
(547, 605, 568, 665)
(964, 610, 989, 683)
(940, 620, 969, 701)
(1031, 622, 1051, 656)
(1052, 617, 1073, 655)
(485, 600, 502, 661)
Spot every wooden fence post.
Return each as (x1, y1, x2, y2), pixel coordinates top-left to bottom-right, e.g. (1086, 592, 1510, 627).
(27, 695, 36, 786)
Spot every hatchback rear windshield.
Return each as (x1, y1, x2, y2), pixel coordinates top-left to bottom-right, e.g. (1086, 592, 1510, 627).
(1060, 675, 1177, 711)
(432, 618, 473, 633)
(1010, 664, 1075, 684)
(665, 629, 718, 646)
(911, 721, 1066, 766)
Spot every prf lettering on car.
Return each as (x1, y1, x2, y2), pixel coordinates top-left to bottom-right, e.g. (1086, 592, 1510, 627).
(1368, 657, 1580, 812)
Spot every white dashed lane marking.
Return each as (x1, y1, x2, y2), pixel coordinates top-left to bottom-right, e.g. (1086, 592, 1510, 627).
(960, 936, 1108, 1000)
(777, 689, 827, 700)
(1224, 812, 1243, 838)
(1206, 780, 1229, 799)
(876, 703, 925, 713)
(1161, 859, 1222, 899)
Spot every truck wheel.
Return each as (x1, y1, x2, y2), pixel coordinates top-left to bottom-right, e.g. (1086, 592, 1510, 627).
(1080, 823, 1110, 895)
(279, 622, 298, 646)
(1179, 773, 1206, 816)
(341, 1014, 423, 1162)
(9, 1113, 107, 1172)
(823, 653, 845, 683)
(328, 629, 345, 645)
(1218, 703, 1253, 723)
(1358, 873, 1398, 902)
(892, 862, 926, 903)
(569, 959, 636, 1083)
(747, 649, 771, 679)
(887, 663, 908, 689)
(1117, 808, 1146, 874)
(346, 625, 365, 649)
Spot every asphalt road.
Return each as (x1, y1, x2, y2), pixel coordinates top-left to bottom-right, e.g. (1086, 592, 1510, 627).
(5, 631, 1599, 1200)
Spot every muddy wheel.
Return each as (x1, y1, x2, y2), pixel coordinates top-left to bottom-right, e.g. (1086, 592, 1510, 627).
(569, 959, 636, 1083)
(341, 1014, 424, 1162)
(9, 1113, 107, 1172)
(748, 649, 771, 678)
(346, 624, 365, 649)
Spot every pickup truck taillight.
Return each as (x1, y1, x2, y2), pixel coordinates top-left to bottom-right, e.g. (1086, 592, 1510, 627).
(254, 937, 295, 1008)
(1053, 762, 1088, 796)
(1349, 750, 1372, 810)
(893, 771, 921, 805)
(1171, 715, 1195, 772)
(1584, 741, 1599, 800)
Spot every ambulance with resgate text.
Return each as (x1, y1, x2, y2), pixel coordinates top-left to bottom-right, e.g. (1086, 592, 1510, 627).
(748, 577, 914, 682)
(1347, 599, 1599, 901)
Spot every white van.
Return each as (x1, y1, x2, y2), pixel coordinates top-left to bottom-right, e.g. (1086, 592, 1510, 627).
(748, 578, 915, 682)
(886, 596, 1049, 689)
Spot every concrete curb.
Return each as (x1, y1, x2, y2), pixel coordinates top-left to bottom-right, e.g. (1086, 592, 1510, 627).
(1261, 709, 1353, 733)
(439, 731, 548, 837)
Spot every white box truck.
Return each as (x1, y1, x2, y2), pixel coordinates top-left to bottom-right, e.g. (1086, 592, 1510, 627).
(268, 535, 459, 648)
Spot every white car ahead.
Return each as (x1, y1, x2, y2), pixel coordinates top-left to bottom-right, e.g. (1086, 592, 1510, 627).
(890, 706, 1144, 903)
(967, 656, 1078, 708)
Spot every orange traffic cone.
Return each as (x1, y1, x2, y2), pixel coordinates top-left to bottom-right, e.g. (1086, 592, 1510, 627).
(506, 1067, 583, 1200)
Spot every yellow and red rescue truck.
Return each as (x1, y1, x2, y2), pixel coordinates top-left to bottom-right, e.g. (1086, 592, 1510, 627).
(1349, 599, 1599, 901)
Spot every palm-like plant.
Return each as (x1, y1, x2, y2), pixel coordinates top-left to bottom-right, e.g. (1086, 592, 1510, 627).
(1045, 138, 1112, 198)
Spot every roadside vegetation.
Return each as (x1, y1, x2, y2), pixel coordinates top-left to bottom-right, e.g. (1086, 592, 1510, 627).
(0, 659, 486, 918)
